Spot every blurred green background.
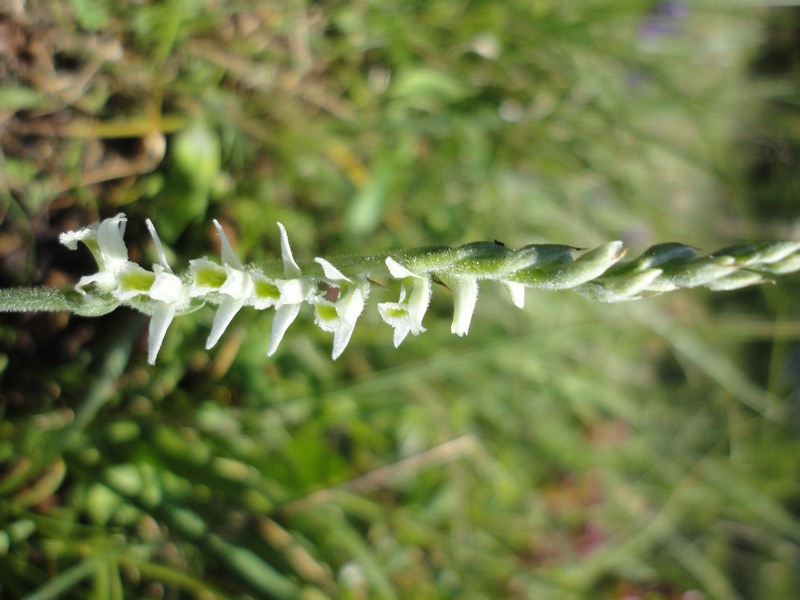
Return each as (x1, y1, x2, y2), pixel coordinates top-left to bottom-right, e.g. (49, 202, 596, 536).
(1, 1, 799, 598)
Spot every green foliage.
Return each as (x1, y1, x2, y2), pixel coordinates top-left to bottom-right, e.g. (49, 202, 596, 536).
(1, 1, 799, 599)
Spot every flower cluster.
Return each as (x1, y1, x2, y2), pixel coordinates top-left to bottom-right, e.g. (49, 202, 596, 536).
(58, 214, 800, 364)
(60, 214, 189, 364)
(60, 214, 400, 363)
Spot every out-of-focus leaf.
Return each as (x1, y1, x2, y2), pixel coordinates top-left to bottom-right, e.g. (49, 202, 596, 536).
(0, 86, 41, 111)
(390, 68, 471, 111)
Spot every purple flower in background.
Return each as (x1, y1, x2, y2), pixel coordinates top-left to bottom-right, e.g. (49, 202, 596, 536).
(626, 1, 689, 87)
(640, 1, 688, 41)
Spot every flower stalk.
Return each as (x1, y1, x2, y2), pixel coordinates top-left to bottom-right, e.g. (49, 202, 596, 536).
(1, 214, 798, 363)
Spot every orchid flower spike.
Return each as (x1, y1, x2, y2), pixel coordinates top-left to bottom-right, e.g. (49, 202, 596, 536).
(48, 213, 800, 365)
(60, 214, 189, 364)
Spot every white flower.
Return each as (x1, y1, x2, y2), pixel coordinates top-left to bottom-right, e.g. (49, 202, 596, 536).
(440, 276, 479, 336)
(60, 213, 144, 294)
(504, 282, 526, 308)
(196, 220, 256, 349)
(143, 219, 188, 365)
(60, 213, 186, 363)
(377, 257, 431, 347)
(267, 223, 314, 355)
(312, 257, 369, 359)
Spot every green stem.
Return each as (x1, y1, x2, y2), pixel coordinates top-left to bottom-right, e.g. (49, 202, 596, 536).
(0, 287, 119, 316)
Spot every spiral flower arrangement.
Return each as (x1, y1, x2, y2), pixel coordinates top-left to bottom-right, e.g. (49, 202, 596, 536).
(1, 214, 798, 363)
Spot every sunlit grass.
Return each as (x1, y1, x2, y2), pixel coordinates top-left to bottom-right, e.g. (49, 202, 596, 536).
(1, 1, 798, 598)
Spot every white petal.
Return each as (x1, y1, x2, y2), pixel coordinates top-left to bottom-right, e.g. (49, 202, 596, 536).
(331, 287, 367, 359)
(407, 276, 432, 328)
(206, 296, 245, 349)
(314, 257, 351, 283)
(275, 278, 306, 307)
(313, 299, 339, 333)
(450, 278, 478, 336)
(377, 302, 412, 348)
(148, 303, 177, 365)
(396, 285, 407, 303)
(331, 336, 350, 360)
(59, 227, 93, 250)
(385, 256, 417, 279)
(146, 219, 173, 273)
(377, 299, 424, 348)
(392, 324, 410, 347)
(505, 281, 525, 308)
(392, 313, 420, 346)
(98, 214, 129, 267)
(148, 269, 184, 304)
(267, 303, 302, 355)
(213, 219, 244, 269)
(340, 285, 368, 323)
(220, 264, 254, 299)
(277, 222, 302, 278)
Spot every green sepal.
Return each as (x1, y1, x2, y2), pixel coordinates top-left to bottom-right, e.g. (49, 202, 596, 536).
(436, 242, 515, 277)
(575, 268, 663, 302)
(659, 255, 737, 289)
(509, 242, 625, 290)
